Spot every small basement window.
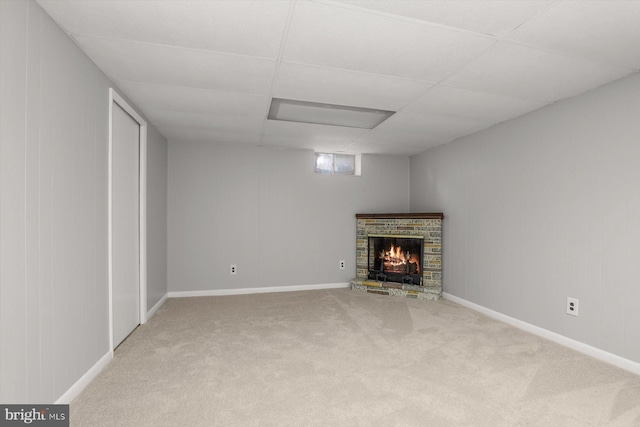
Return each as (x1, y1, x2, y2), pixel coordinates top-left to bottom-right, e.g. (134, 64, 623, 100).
(314, 153, 361, 176)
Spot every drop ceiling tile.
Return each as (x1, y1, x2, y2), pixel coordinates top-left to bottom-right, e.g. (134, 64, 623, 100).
(159, 127, 261, 145)
(284, 1, 495, 81)
(330, 0, 555, 37)
(354, 126, 445, 146)
(507, 1, 640, 69)
(443, 42, 634, 103)
(403, 84, 548, 123)
(74, 36, 276, 94)
(259, 134, 352, 153)
(262, 120, 369, 142)
(36, 0, 640, 158)
(274, 62, 433, 111)
(116, 81, 269, 118)
(346, 141, 440, 156)
(145, 110, 264, 135)
(375, 111, 490, 140)
(37, 0, 289, 58)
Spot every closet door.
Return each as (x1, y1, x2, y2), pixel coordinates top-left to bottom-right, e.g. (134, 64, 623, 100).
(112, 102, 140, 347)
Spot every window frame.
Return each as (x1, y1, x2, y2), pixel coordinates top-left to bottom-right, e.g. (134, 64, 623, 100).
(314, 152, 361, 176)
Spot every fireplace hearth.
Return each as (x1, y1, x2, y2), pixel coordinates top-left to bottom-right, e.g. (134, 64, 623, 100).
(352, 213, 443, 300)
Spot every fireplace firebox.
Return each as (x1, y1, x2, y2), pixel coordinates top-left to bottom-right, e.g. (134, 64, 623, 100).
(368, 234, 423, 286)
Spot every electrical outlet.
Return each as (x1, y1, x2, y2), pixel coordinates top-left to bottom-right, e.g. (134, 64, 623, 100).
(566, 297, 579, 316)
(230, 264, 237, 275)
(339, 260, 346, 270)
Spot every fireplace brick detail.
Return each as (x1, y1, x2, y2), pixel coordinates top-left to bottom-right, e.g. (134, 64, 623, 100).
(352, 213, 443, 301)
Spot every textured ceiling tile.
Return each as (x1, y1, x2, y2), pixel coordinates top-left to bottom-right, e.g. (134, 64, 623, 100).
(403, 84, 548, 123)
(376, 111, 490, 139)
(75, 36, 276, 94)
(507, 1, 640, 69)
(116, 81, 269, 117)
(355, 127, 444, 146)
(274, 62, 433, 111)
(331, 0, 555, 37)
(34, 0, 640, 156)
(443, 42, 634, 103)
(259, 134, 353, 153)
(159, 127, 261, 145)
(262, 120, 369, 142)
(145, 110, 264, 135)
(346, 140, 442, 156)
(37, 0, 290, 58)
(284, 1, 495, 81)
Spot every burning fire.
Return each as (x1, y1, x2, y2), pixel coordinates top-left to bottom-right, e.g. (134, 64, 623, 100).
(383, 245, 420, 273)
(387, 245, 406, 266)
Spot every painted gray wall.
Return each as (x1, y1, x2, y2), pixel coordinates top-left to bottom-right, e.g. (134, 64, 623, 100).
(168, 144, 410, 292)
(147, 125, 168, 310)
(0, 0, 168, 403)
(410, 72, 640, 364)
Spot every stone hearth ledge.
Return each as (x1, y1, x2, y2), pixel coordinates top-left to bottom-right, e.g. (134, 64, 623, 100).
(350, 279, 441, 300)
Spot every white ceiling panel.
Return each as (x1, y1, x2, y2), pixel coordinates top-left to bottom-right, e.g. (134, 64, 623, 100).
(507, 1, 640, 69)
(116, 81, 269, 118)
(329, 0, 555, 37)
(160, 128, 261, 145)
(346, 140, 441, 156)
(274, 62, 433, 111)
(284, 1, 495, 81)
(35, 1, 640, 155)
(443, 42, 635, 103)
(263, 120, 369, 142)
(259, 134, 353, 153)
(145, 110, 264, 135)
(355, 126, 444, 146)
(403, 84, 548, 123)
(37, 0, 290, 59)
(74, 36, 276, 94)
(375, 111, 490, 140)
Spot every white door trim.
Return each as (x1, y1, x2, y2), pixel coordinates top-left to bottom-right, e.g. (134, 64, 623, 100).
(108, 88, 148, 353)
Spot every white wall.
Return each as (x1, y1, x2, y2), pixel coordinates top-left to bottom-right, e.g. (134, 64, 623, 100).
(147, 125, 168, 309)
(0, 0, 168, 403)
(410, 72, 640, 364)
(168, 143, 410, 292)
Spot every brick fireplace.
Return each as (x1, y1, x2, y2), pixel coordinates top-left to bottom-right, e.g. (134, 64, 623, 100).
(351, 213, 443, 300)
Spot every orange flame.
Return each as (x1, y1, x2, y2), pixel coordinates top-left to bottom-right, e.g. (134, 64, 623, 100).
(383, 245, 420, 273)
(386, 245, 406, 266)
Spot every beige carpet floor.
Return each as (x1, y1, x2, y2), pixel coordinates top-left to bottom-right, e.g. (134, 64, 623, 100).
(71, 289, 640, 426)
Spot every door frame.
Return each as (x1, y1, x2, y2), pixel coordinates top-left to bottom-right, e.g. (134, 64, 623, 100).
(108, 88, 148, 353)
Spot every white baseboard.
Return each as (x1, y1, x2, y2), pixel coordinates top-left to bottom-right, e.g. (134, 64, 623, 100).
(442, 292, 640, 376)
(55, 350, 112, 404)
(168, 282, 351, 298)
(147, 293, 168, 320)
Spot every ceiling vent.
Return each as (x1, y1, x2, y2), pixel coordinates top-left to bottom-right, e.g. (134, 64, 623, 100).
(268, 98, 395, 129)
